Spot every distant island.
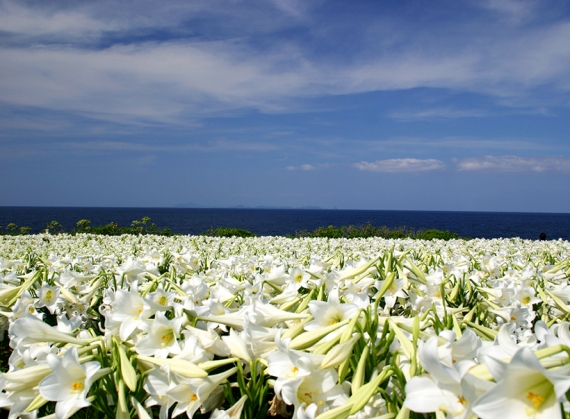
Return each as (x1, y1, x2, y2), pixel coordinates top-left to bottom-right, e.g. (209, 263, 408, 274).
(175, 203, 325, 210)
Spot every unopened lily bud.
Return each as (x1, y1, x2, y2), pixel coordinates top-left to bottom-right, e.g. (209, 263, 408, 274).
(198, 357, 239, 372)
(351, 344, 370, 393)
(314, 403, 352, 419)
(282, 315, 313, 340)
(135, 355, 208, 378)
(339, 309, 362, 343)
(3, 364, 52, 392)
(117, 343, 137, 392)
(131, 396, 152, 419)
(349, 369, 391, 415)
(25, 394, 48, 412)
(389, 320, 414, 360)
(289, 319, 349, 350)
(11, 317, 89, 346)
(375, 272, 396, 300)
(116, 379, 129, 419)
(321, 333, 360, 369)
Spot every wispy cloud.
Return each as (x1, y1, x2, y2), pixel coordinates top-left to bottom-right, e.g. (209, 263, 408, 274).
(454, 156, 570, 172)
(59, 140, 278, 153)
(2, 0, 570, 131)
(361, 136, 549, 152)
(286, 163, 331, 171)
(389, 108, 491, 120)
(353, 158, 445, 173)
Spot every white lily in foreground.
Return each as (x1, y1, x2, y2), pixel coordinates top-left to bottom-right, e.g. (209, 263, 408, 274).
(39, 347, 102, 419)
(105, 283, 149, 342)
(472, 347, 570, 419)
(168, 367, 237, 418)
(135, 312, 183, 358)
(404, 337, 492, 418)
(10, 317, 88, 347)
(305, 289, 358, 331)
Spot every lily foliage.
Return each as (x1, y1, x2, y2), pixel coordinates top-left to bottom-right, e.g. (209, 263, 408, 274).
(1, 233, 570, 418)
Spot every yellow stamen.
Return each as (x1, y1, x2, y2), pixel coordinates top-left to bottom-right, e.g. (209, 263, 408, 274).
(522, 296, 531, 305)
(526, 391, 545, 409)
(160, 331, 174, 347)
(71, 381, 84, 393)
(286, 366, 299, 378)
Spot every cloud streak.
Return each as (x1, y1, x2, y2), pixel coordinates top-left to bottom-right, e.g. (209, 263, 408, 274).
(354, 158, 445, 173)
(286, 163, 331, 171)
(1, 0, 570, 131)
(454, 156, 570, 172)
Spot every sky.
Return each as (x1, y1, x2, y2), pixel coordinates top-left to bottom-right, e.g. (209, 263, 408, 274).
(1, 0, 570, 212)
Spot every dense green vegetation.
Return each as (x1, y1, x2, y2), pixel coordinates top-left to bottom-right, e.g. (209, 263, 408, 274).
(0, 218, 464, 240)
(293, 223, 463, 240)
(203, 227, 258, 237)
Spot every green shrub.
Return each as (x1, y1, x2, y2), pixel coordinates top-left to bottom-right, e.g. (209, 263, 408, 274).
(294, 223, 463, 240)
(203, 227, 257, 237)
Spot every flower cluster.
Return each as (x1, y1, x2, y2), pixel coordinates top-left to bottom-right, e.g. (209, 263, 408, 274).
(0, 233, 569, 418)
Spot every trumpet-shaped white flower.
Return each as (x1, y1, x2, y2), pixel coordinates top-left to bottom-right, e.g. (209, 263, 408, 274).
(116, 257, 145, 284)
(35, 285, 61, 314)
(404, 337, 492, 418)
(135, 312, 183, 358)
(39, 346, 101, 419)
(168, 367, 237, 418)
(305, 289, 358, 331)
(143, 365, 176, 419)
(472, 347, 570, 419)
(144, 286, 176, 316)
(105, 282, 149, 341)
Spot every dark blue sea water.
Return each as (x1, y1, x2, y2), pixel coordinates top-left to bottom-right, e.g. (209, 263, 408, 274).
(0, 207, 569, 240)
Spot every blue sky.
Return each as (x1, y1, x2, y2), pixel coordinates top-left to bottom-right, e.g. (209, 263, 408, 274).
(1, 0, 570, 212)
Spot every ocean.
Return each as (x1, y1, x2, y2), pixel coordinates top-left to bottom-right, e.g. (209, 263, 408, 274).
(1, 207, 569, 240)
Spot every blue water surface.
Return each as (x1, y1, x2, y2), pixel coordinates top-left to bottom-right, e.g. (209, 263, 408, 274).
(0, 207, 569, 240)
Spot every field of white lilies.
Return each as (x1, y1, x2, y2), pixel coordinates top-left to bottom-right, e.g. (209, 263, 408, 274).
(1, 233, 570, 419)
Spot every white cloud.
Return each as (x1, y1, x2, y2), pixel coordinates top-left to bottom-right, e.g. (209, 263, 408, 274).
(476, 0, 539, 22)
(286, 163, 329, 171)
(389, 108, 490, 120)
(0, 1, 114, 37)
(1, 0, 570, 130)
(454, 156, 570, 172)
(354, 158, 445, 173)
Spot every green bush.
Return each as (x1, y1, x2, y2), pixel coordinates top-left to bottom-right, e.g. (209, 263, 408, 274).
(294, 223, 463, 240)
(414, 228, 462, 240)
(0, 218, 462, 240)
(203, 227, 257, 237)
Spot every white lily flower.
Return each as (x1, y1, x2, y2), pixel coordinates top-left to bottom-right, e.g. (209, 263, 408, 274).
(39, 347, 101, 419)
(105, 282, 149, 342)
(143, 365, 176, 419)
(168, 367, 237, 418)
(404, 337, 492, 418)
(37, 286, 62, 311)
(305, 288, 358, 331)
(472, 347, 570, 419)
(144, 286, 176, 316)
(135, 312, 183, 358)
(211, 394, 248, 419)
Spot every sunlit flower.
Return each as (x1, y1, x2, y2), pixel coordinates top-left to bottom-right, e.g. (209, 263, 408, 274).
(472, 347, 570, 419)
(39, 347, 101, 419)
